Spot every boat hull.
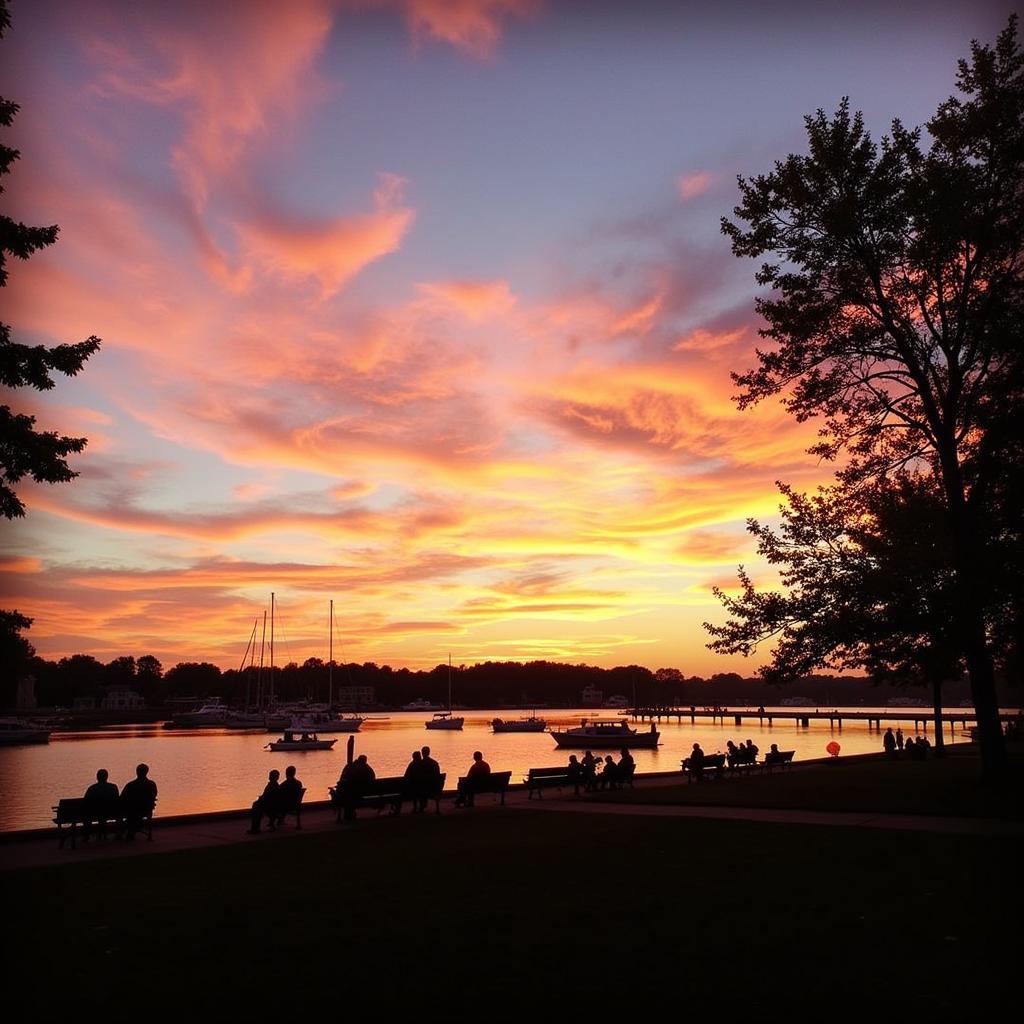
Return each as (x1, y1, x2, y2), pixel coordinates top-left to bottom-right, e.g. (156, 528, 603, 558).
(550, 730, 659, 750)
(424, 718, 464, 730)
(492, 719, 547, 733)
(267, 739, 337, 751)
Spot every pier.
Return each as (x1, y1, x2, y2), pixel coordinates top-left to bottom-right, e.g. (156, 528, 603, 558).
(628, 706, 1014, 734)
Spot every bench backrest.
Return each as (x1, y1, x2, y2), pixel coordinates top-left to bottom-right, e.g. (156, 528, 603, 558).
(54, 798, 89, 823)
(765, 750, 795, 764)
(459, 770, 512, 789)
(527, 767, 571, 780)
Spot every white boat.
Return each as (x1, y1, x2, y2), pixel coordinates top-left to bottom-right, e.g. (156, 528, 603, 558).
(0, 718, 51, 745)
(287, 711, 364, 733)
(425, 655, 463, 730)
(603, 695, 629, 709)
(550, 718, 659, 750)
(886, 697, 929, 707)
(402, 698, 439, 711)
(266, 729, 337, 751)
(168, 701, 270, 730)
(492, 715, 547, 733)
(781, 697, 813, 706)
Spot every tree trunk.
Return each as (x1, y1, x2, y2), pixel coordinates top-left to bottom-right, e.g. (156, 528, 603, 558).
(936, 441, 1007, 779)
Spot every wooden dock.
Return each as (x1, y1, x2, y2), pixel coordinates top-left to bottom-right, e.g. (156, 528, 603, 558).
(628, 707, 1014, 732)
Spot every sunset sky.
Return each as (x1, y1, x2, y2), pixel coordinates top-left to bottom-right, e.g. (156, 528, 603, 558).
(1, 0, 1014, 674)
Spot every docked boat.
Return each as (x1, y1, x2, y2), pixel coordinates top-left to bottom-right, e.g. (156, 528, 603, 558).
(603, 695, 629, 709)
(166, 701, 271, 730)
(492, 715, 547, 733)
(0, 718, 51, 745)
(402, 698, 439, 711)
(425, 655, 463, 730)
(266, 729, 337, 752)
(286, 711, 364, 733)
(550, 718, 659, 750)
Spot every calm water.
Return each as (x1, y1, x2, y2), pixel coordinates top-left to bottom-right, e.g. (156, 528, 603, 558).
(0, 707, 965, 831)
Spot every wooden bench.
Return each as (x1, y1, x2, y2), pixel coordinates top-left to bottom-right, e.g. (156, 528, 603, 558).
(681, 753, 726, 782)
(330, 774, 446, 820)
(454, 770, 512, 806)
(524, 766, 578, 798)
(53, 796, 152, 848)
(763, 750, 795, 773)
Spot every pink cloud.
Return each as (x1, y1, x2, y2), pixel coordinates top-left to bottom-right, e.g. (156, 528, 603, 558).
(235, 174, 415, 298)
(400, 0, 538, 58)
(677, 171, 713, 200)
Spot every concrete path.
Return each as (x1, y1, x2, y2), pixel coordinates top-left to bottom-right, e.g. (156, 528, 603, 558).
(3, 781, 1020, 873)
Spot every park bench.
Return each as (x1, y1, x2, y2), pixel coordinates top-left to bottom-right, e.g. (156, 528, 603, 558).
(330, 774, 446, 820)
(524, 766, 578, 798)
(53, 796, 152, 848)
(454, 770, 512, 807)
(53, 796, 119, 848)
(274, 787, 306, 829)
(681, 752, 727, 782)
(762, 750, 795, 773)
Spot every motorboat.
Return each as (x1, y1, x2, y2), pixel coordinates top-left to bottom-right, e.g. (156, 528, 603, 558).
(0, 718, 51, 745)
(266, 729, 337, 751)
(425, 711, 464, 731)
(167, 702, 270, 730)
(603, 695, 629, 709)
(550, 718, 659, 750)
(402, 698, 439, 711)
(491, 715, 547, 733)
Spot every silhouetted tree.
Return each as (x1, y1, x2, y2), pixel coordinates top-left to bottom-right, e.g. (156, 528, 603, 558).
(720, 18, 1023, 776)
(0, 1, 100, 519)
(0, 609, 33, 705)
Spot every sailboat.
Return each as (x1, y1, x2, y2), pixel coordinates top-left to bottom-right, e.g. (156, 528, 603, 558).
(292, 600, 365, 732)
(425, 654, 464, 730)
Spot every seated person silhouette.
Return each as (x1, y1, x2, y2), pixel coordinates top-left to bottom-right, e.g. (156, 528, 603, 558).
(83, 769, 120, 840)
(688, 742, 706, 781)
(617, 748, 635, 783)
(599, 754, 618, 790)
(276, 765, 303, 826)
(581, 750, 598, 791)
(765, 742, 783, 765)
(249, 769, 281, 834)
(419, 746, 441, 813)
(566, 754, 582, 795)
(454, 751, 490, 807)
(120, 763, 157, 840)
(338, 754, 376, 821)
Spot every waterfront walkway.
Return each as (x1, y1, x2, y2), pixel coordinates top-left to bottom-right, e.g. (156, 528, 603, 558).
(3, 771, 1020, 872)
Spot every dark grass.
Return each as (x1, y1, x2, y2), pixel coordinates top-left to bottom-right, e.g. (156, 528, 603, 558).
(8, 807, 1020, 1020)
(593, 747, 1024, 819)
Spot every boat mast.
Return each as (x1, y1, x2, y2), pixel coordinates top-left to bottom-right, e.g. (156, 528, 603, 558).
(329, 598, 334, 709)
(270, 591, 275, 708)
(240, 618, 258, 708)
(448, 652, 452, 712)
(257, 610, 267, 708)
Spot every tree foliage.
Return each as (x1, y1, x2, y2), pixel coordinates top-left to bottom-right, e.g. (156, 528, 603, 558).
(0, 0, 100, 519)
(715, 18, 1024, 775)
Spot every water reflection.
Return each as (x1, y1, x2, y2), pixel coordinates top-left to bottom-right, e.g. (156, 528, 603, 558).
(0, 707, 966, 832)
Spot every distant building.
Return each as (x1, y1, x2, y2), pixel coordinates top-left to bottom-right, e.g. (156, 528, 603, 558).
(101, 686, 145, 710)
(582, 685, 603, 707)
(335, 685, 374, 709)
(15, 675, 36, 710)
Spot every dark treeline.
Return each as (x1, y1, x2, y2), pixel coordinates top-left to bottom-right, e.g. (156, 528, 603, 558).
(13, 652, 1005, 711)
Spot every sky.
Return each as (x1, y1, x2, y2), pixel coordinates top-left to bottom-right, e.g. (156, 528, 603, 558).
(0, 0, 1016, 675)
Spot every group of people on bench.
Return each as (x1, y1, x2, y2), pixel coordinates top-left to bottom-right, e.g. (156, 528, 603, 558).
(567, 748, 635, 792)
(80, 763, 158, 840)
(725, 739, 759, 767)
(248, 765, 304, 833)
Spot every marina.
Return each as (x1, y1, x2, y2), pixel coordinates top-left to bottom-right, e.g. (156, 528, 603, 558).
(0, 705, 997, 832)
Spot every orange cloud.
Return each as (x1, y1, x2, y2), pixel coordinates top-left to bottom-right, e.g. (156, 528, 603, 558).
(416, 279, 517, 321)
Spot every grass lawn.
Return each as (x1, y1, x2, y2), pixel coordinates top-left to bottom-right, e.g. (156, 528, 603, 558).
(9, 807, 1020, 1019)
(595, 747, 1024, 819)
